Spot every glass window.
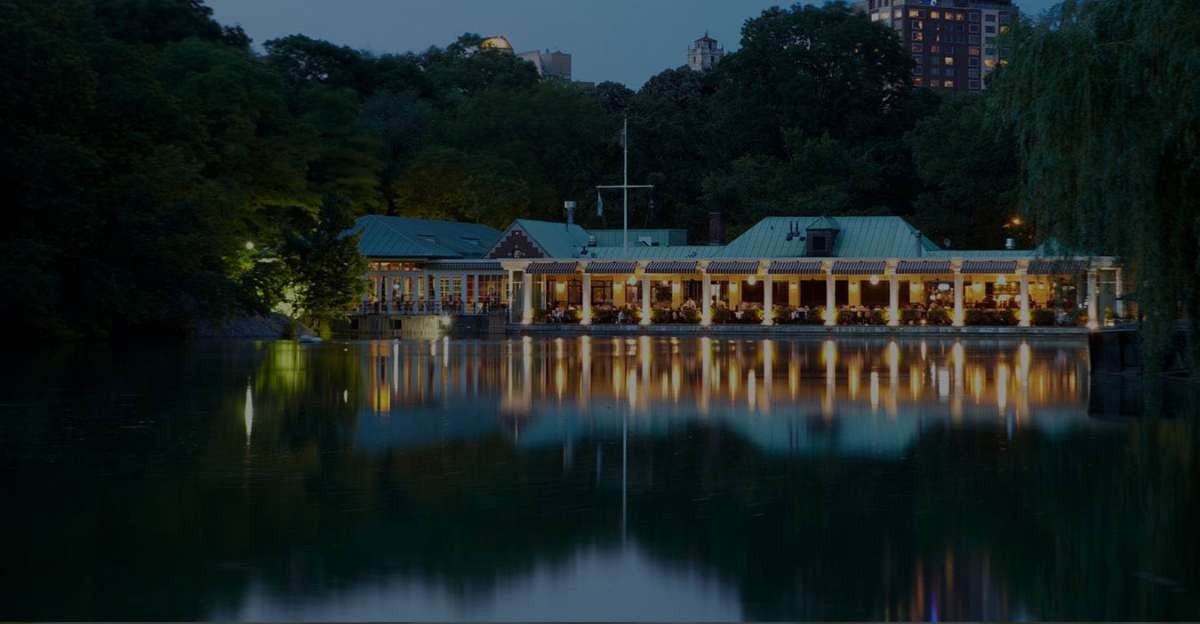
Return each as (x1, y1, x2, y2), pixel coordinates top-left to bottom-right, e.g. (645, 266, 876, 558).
(913, 65, 924, 75)
(969, 79, 982, 90)
(929, 55, 940, 65)
(930, 80, 940, 88)
(985, 25, 997, 33)
(908, 8, 919, 17)
(914, 19, 924, 29)
(944, 56, 955, 65)
(912, 43, 924, 53)
(929, 44, 941, 53)
(1000, 25, 1010, 33)
(985, 13, 997, 21)
(913, 31, 924, 41)
(984, 58, 997, 69)
(930, 10, 940, 19)
(970, 23, 980, 33)
(914, 77, 924, 86)
(969, 11, 981, 22)
(894, 8, 902, 18)
(969, 57, 980, 66)
(944, 80, 955, 89)
(969, 46, 980, 56)
(969, 68, 980, 77)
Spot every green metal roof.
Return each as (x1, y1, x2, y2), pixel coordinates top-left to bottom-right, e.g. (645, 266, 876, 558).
(589, 229, 689, 247)
(505, 219, 592, 258)
(583, 245, 724, 260)
(349, 215, 500, 259)
(723, 216, 930, 258)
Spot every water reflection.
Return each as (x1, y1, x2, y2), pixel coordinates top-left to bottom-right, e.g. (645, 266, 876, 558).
(0, 338, 1197, 621)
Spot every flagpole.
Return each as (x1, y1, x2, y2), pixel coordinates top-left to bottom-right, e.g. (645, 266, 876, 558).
(623, 116, 629, 254)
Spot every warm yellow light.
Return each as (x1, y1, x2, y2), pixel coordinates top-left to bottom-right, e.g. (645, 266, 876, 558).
(244, 241, 255, 251)
(869, 274, 880, 285)
(662, 279, 670, 286)
(627, 276, 637, 286)
(747, 276, 757, 286)
(1011, 217, 1023, 226)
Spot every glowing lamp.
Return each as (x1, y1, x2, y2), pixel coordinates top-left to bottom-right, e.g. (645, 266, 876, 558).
(869, 274, 880, 285)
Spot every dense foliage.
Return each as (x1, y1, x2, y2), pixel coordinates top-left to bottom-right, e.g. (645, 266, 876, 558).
(991, 0, 1200, 370)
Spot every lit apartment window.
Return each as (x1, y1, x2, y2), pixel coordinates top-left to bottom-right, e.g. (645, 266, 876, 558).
(908, 8, 919, 17)
(984, 58, 996, 69)
(1000, 25, 1010, 33)
(969, 46, 980, 56)
(956, 12, 966, 21)
(914, 77, 924, 86)
(944, 80, 955, 88)
(914, 19, 924, 29)
(944, 56, 955, 65)
(930, 10, 940, 19)
(913, 31, 924, 41)
(895, 8, 903, 18)
(929, 44, 941, 53)
(871, 12, 880, 21)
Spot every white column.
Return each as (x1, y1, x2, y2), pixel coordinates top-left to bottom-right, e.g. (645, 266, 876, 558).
(888, 268, 899, 327)
(382, 273, 392, 314)
(640, 273, 652, 325)
(701, 270, 712, 326)
(762, 273, 774, 326)
(521, 272, 533, 324)
(1114, 267, 1124, 318)
(581, 272, 592, 325)
(473, 274, 480, 312)
(461, 274, 469, 313)
(1018, 270, 1030, 327)
(1087, 268, 1099, 328)
(953, 269, 964, 327)
(433, 273, 443, 313)
(825, 267, 836, 326)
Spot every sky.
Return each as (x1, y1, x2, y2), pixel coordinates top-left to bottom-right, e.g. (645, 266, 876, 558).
(206, 0, 1060, 88)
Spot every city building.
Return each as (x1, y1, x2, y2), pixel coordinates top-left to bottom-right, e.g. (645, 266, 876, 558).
(862, 0, 1018, 92)
(688, 33, 724, 71)
(518, 49, 573, 81)
(351, 214, 1124, 331)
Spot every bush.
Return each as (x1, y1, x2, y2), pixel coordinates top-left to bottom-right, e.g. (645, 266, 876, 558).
(965, 309, 1017, 326)
(927, 308, 952, 325)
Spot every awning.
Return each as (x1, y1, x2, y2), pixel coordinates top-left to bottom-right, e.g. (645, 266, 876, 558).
(832, 260, 886, 275)
(585, 260, 637, 274)
(1028, 259, 1088, 275)
(705, 260, 760, 275)
(961, 260, 1018, 274)
(645, 260, 699, 274)
(525, 261, 579, 275)
(896, 260, 952, 275)
(425, 260, 504, 272)
(768, 260, 823, 275)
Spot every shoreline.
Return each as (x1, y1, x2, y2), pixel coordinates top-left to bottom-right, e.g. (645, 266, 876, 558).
(504, 323, 1092, 341)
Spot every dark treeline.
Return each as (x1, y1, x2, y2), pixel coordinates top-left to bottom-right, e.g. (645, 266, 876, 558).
(3, 0, 1196, 360)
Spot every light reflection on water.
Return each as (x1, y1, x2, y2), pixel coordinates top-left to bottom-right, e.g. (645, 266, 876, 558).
(1, 337, 1197, 621)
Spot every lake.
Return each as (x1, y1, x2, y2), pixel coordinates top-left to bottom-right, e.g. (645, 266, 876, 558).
(1, 336, 1196, 620)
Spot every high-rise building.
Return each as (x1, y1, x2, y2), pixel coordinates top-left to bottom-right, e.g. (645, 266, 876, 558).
(862, 0, 1018, 92)
(688, 33, 724, 71)
(518, 49, 573, 81)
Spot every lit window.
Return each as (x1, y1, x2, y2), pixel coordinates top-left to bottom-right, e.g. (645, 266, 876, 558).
(914, 77, 924, 86)
(870, 12, 880, 21)
(931, 10, 940, 19)
(929, 44, 941, 53)
(969, 46, 980, 56)
(1000, 25, 1010, 33)
(944, 80, 955, 88)
(944, 56, 955, 65)
(913, 31, 924, 41)
(984, 58, 996, 69)
(957, 12, 966, 21)
(908, 8, 919, 17)
(894, 8, 902, 18)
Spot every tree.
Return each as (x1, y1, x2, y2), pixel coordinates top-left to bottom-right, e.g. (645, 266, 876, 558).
(906, 95, 1019, 249)
(992, 0, 1200, 372)
(285, 195, 368, 335)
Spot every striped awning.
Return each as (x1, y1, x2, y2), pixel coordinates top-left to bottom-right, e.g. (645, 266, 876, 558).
(585, 260, 637, 274)
(645, 260, 699, 274)
(832, 260, 887, 275)
(705, 260, 760, 275)
(525, 261, 579, 275)
(961, 260, 1018, 274)
(768, 260, 823, 275)
(896, 260, 952, 275)
(1028, 259, 1088, 275)
(425, 260, 503, 272)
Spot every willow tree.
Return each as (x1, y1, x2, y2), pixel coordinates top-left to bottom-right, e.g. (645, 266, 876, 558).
(992, 0, 1200, 372)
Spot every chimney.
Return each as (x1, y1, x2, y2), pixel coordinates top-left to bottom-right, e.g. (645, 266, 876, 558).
(564, 200, 576, 226)
(708, 210, 724, 246)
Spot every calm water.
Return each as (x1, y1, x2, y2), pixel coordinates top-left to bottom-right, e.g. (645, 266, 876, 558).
(1, 337, 1197, 621)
